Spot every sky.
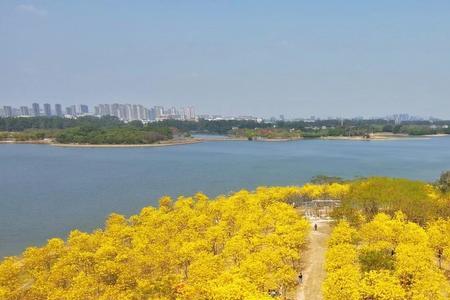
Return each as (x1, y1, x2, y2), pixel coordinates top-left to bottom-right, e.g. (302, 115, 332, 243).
(1, 1, 450, 118)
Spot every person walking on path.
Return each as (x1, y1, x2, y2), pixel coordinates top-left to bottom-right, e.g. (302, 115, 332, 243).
(314, 223, 317, 231)
(298, 272, 303, 284)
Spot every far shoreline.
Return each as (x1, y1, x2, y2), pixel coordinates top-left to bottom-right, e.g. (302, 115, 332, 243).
(50, 139, 203, 148)
(0, 133, 448, 147)
(319, 136, 430, 141)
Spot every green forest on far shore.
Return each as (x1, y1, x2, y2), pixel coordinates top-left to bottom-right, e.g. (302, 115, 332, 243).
(0, 117, 174, 144)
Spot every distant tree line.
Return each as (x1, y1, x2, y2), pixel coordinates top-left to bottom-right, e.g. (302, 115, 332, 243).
(151, 119, 274, 134)
(157, 118, 450, 136)
(1, 116, 449, 137)
(0, 116, 123, 131)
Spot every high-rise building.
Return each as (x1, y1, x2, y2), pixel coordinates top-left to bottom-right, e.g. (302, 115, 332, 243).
(183, 106, 195, 121)
(168, 106, 177, 117)
(43, 103, 52, 116)
(137, 105, 148, 120)
(148, 107, 156, 121)
(125, 104, 133, 121)
(190, 106, 196, 120)
(32, 103, 40, 116)
(55, 104, 63, 117)
(111, 103, 120, 117)
(77, 104, 89, 115)
(154, 106, 164, 119)
(98, 104, 111, 116)
(66, 105, 76, 116)
(117, 105, 126, 120)
(131, 105, 139, 121)
(3, 106, 13, 117)
(20, 106, 30, 116)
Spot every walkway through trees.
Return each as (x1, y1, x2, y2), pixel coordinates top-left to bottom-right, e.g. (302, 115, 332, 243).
(296, 219, 331, 300)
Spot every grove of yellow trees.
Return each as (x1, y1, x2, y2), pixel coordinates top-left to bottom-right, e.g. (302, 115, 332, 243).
(324, 213, 450, 300)
(2, 177, 449, 299)
(0, 187, 310, 300)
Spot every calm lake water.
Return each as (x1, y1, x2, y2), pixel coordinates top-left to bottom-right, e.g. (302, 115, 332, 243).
(1, 137, 450, 257)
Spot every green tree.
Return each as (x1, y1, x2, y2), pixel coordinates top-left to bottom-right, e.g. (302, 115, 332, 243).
(437, 171, 450, 193)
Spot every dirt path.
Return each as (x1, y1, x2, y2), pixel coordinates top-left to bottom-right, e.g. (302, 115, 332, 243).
(296, 220, 331, 300)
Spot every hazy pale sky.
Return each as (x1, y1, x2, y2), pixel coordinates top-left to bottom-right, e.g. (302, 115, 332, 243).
(1, 1, 450, 118)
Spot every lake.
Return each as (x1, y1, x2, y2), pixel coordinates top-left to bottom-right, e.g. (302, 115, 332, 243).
(1, 137, 450, 257)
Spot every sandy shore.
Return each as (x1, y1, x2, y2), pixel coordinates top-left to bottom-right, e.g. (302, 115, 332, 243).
(321, 134, 430, 141)
(1, 133, 446, 147)
(198, 137, 248, 142)
(51, 139, 202, 148)
(0, 140, 52, 144)
(252, 137, 302, 142)
(47, 137, 301, 147)
(422, 134, 449, 137)
(221, 136, 303, 142)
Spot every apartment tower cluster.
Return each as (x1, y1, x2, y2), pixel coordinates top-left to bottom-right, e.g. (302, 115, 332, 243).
(1, 103, 196, 122)
(94, 104, 196, 122)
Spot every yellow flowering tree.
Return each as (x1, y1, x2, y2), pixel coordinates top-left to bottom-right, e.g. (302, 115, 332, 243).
(0, 187, 310, 299)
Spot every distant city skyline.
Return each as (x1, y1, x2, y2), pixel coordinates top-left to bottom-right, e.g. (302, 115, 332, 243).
(1, 100, 448, 120)
(0, 102, 443, 123)
(0, 102, 197, 122)
(1, 1, 450, 118)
